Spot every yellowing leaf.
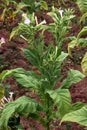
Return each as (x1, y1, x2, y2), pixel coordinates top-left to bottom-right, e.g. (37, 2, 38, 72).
(40, 1, 48, 10)
(68, 40, 77, 57)
(9, 27, 19, 41)
(0, 84, 4, 102)
(61, 105, 87, 127)
(81, 52, 87, 76)
(77, 26, 87, 40)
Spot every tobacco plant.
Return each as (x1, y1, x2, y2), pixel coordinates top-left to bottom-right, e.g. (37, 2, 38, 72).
(10, 12, 47, 44)
(0, 7, 85, 130)
(22, 0, 48, 13)
(73, 0, 87, 23)
(0, 0, 47, 31)
(68, 26, 87, 75)
(47, 7, 74, 49)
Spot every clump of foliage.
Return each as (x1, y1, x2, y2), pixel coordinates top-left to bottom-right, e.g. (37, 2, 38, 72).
(0, 0, 48, 30)
(0, 5, 86, 130)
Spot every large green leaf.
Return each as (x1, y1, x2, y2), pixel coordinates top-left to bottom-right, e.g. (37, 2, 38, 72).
(14, 72, 41, 90)
(0, 96, 41, 130)
(81, 52, 87, 76)
(46, 89, 71, 118)
(0, 68, 28, 82)
(12, 68, 41, 90)
(61, 105, 87, 126)
(0, 68, 41, 90)
(61, 69, 85, 89)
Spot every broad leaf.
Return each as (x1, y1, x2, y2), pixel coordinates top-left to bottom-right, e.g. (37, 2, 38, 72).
(72, 102, 85, 111)
(0, 96, 41, 130)
(61, 69, 85, 89)
(76, 0, 87, 13)
(77, 26, 87, 40)
(0, 68, 26, 81)
(0, 70, 15, 82)
(13, 71, 41, 90)
(61, 105, 87, 126)
(81, 52, 87, 76)
(11, 68, 41, 90)
(57, 52, 68, 64)
(0, 68, 41, 90)
(46, 89, 71, 118)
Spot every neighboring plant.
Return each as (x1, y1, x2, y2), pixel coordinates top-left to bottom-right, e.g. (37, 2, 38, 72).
(0, 0, 47, 30)
(74, 0, 87, 24)
(10, 13, 47, 44)
(61, 104, 87, 127)
(58, 0, 67, 7)
(0, 7, 85, 130)
(68, 26, 87, 75)
(0, 0, 24, 29)
(75, 0, 87, 13)
(47, 7, 74, 49)
(0, 43, 85, 130)
(22, 0, 48, 13)
(0, 91, 23, 130)
(10, 7, 74, 50)
(61, 20, 87, 127)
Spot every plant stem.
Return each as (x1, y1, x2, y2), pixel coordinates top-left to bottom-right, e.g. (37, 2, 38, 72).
(45, 96, 50, 130)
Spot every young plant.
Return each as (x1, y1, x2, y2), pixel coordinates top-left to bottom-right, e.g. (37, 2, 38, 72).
(0, 0, 21, 30)
(0, 7, 85, 130)
(10, 7, 74, 49)
(47, 7, 74, 49)
(10, 12, 47, 44)
(0, 41, 85, 130)
(0, 0, 44, 30)
(22, 0, 48, 13)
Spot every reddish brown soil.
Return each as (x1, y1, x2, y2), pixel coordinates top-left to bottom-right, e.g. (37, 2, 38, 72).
(0, 1, 87, 130)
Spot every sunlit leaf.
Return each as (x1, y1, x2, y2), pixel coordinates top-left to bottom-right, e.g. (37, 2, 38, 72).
(9, 27, 19, 40)
(77, 26, 87, 40)
(76, 0, 87, 13)
(68, 40, 77, 57)
(61, 69, 85, 89)
(61, 105, 87, 126)
(81, 52, 87, 76)
(0, 96, 41, 130)
(47, 89, 71, 118)
(40, 1, 48, 10)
